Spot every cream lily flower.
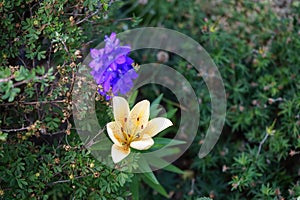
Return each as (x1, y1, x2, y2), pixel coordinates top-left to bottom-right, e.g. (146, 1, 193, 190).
(107, 96, 173, 163)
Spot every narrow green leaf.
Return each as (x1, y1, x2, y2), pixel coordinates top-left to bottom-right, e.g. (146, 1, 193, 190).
(141, 174, 168, 198)
(130, 175, 140, 200)
(150, 94, 164, 119)
(166, 108, 178, 119)
(152, 137, 186, 148)
(146, 155, 184, 174)
(151, 94, 164, 106)
(163, 163, 185, 174)
(156, 147, 181, 158)
(138, 157, 159, 184)
(90, 138, 112, 151)
(128, 90, 138, 107)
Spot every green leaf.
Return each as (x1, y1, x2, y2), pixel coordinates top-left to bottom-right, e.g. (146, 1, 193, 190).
(90, 138, 112, 151)
(8, 87, 20, 102)
(0, 68, 11, 78)
(141, 174, 168, 198)
(36, 66, 45, 75)
(130, 175, 140, 200)
(53, 118, 60, 123)
(152, 137, 186, 148)
(166, 108, 177, 119)
(161, 163, 184, 174)
(151, 94, 164, 106)
(103, 3, 108, 11)
(14, 66, 29, 81)
(138, 157, 159, 184)
(0, 132, 8, 141)
(150, 94, 164, 119)
(146, 155, 184, 174)
(16, 178, 28, 189)
(37, 50, 46, 60)
(128, 90, 138, 107)
(156, 147, 181, 158)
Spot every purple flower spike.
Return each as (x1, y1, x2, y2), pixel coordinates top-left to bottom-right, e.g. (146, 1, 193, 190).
(89, 32, 138, 100)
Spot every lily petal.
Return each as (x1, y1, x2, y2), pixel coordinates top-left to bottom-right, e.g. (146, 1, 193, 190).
(130, 137, 154, 150)
(107, 122, 124, 146)
(128, 100, 150, 134)
(111, 144, 130, 163)
(113, 96, 130, 127)
(142, 117, 173, 137)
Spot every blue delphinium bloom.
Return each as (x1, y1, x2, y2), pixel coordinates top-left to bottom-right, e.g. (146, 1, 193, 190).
(89, 33, 138, 100)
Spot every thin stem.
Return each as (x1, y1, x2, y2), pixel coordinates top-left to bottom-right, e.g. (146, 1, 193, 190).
(257, 132, 269, 157)
(47, 175, 90, 186)
(0, 75, 15, 83)
(61, 40, 70, 53)
(0, 100, 65, 106)
(289, 150, 300, 157)
(13, 74, 49, 87)
(76, 10, 99, 25)
(47, 41, 53, 69)
(17, 55, 27, 68)
(85, 128, 105, 148)
(0, 126, 29, 133)
(91, 17, 133, 26)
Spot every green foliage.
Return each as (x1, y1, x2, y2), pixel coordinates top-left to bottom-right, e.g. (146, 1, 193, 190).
(1, 0, 300, 199)
(0, 0, 137, 199)
(0, 134, 132, 199)
(117, 0, 300, 199)
(0, 0, 116, 136)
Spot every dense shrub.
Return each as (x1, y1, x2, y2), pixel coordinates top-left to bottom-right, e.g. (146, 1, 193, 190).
(0, 137, 132, 199)
(0, 0, 134, 199)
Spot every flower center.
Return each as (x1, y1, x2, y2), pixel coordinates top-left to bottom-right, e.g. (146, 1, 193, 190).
(120, 124, 141, 146)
